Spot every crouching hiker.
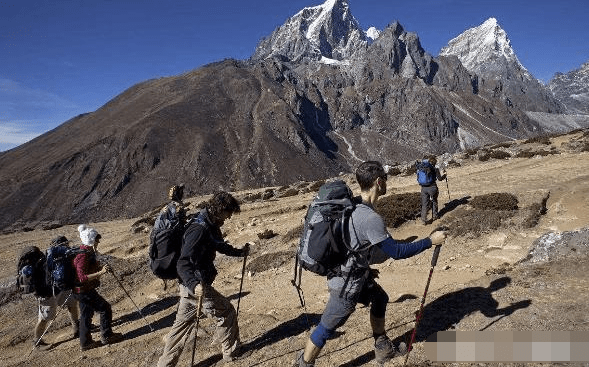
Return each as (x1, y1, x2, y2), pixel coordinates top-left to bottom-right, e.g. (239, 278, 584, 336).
(157, 191, 249, 367)
(294, 161, 447, 366)
(73, 225, 123, 351)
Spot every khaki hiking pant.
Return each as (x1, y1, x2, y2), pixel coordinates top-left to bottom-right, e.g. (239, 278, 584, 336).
(157, 284, 239, 367)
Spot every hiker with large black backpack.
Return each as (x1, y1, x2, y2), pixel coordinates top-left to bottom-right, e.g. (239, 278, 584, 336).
(157, 191, 250, 367)
(149, 184, 188, 290)
(16, 238, 79, 351)
(293, 161, 447, 367)
(416, 156, 447, 225)
(72, 225, 123, 351)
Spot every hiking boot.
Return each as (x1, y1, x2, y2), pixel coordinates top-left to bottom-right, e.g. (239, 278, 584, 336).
(32, 339, 51, 351)
(374, 334, 396, 364)
(80, 340, 101, 351)
(221, 343, 252, 363)
(293, 350, 314, 367)
(100, 332, 124, 345)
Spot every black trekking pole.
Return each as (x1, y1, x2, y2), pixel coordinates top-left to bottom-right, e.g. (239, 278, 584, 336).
(191, 295, 203, 367)
(28, 292, 73, 357)
(236, 246, 249, 318)
(445, 176, 451, 201)
(404, 244, 442, 366)
(108, 268, 154, 332)
(291, 255, 311, 329)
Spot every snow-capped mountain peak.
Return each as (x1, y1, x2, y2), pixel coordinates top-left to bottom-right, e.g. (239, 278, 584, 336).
(440, 17, 526, 75)
(251, 0, 367, 62)
(440, 17, 565, 113)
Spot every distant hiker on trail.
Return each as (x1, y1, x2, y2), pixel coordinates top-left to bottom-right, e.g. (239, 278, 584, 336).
(416, 156, 447, 224)
(17, 238, 79, 350)
(157, 191, 250, 367)
(293, 161, 447, 367)
(72, 225, 123, 351)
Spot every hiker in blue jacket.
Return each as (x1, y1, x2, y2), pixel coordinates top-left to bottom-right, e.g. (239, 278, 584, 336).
(418, 156, 447, 224)
(294, 160, 447, 367)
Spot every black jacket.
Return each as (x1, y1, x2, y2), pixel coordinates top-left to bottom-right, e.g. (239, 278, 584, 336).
(176, 208, 243, 293)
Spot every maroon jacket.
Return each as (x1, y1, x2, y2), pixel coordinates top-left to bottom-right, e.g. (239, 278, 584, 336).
(72, 245, 100, 293)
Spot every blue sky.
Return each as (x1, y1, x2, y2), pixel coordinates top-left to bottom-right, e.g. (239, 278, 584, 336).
(1, 0, 587, 152)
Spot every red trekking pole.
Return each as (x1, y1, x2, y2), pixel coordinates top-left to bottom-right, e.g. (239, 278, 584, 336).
(404, 244, 442, 366)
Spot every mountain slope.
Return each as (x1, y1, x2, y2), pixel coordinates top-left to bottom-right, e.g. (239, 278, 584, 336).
(549, 61, 589, 114)
(440, 18, 565, 113)
(0, 60, 351, 230)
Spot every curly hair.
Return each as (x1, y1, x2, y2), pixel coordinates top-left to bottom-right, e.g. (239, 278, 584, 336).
(206, 191, 241, 220)
(356, 161, 387, 191)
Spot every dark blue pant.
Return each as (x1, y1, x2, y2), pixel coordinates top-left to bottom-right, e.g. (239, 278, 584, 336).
(74, 289, 113, 346)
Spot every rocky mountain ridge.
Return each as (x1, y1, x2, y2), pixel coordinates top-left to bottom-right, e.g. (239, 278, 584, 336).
(549, 61, 589, 114)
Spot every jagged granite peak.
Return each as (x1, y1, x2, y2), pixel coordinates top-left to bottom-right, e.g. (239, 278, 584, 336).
(440, 17, 565, 113)
(351, 21, 438, 84)
(251, 0, 369, 63)
(549, 61, 589, 114)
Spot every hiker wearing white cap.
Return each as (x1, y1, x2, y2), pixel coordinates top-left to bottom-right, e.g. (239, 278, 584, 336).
(72, 224, 123, 351)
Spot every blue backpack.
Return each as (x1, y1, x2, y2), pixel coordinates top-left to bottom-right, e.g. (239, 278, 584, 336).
(416, 160, 435, 186)
(46, 237, 89, 292)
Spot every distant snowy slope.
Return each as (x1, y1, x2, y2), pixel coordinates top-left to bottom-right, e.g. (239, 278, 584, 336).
(440, 18, 565, 113)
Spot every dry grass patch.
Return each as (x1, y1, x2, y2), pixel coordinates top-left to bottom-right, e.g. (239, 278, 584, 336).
(246, 250, 293, 273)
(469, 193, 518, 211)
(444, 207, 511, 238)
(442, 192, 548, 237)
(478, 150, 511, 161)
(283, 223, 304, 244)
(376, 192, 421, 228)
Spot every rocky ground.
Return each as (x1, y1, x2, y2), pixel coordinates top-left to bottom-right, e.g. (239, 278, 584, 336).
(1, 129, 589, 367)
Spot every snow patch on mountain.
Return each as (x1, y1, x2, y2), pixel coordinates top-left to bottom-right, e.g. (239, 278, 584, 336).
(366, 26, 380, 41)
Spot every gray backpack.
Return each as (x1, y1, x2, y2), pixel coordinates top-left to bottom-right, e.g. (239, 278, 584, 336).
(296, 180, 357, 276)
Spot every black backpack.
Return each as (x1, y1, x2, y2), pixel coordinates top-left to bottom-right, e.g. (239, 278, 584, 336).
(416, 160, 435, 186)
(46, 236, 89, 292)
(149, 202, 186, 279)
(296, 180, 358, 276)
(16, 246, 51, 297)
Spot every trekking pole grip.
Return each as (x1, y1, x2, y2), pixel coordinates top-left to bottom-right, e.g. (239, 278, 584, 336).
(431, 245, 442, 267)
